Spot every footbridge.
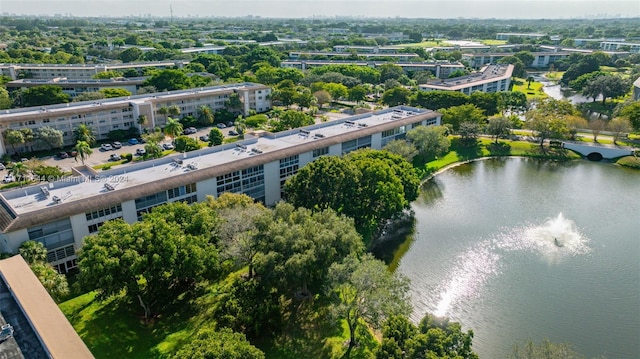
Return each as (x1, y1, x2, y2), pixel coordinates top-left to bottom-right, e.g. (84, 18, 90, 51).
(562, 141, 636, 161)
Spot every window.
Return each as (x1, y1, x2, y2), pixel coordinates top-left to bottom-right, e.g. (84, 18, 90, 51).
(85, 204, 122, 221)
(312, 147, 329, 158)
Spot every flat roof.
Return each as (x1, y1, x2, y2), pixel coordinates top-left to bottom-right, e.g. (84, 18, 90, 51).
(0, 106, 439, 232)
(0, 82, 268, 121)
(419, 64, 513, 91)
(0, 256, 94, 358)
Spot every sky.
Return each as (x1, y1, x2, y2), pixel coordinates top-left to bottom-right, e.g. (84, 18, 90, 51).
(0, 0, 639, 19)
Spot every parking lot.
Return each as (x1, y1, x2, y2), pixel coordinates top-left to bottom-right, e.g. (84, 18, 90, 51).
(42, 126, 236, 172)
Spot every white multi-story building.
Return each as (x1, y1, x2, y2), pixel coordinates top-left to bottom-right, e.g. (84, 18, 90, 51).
(0, 106, 441, 273)
(0, 83, 271, 155)
(633, 76, 640, 101)
(600, 41, 640, 54)
(0, 61, 188, 81)
(281, 60, 464, 79)
(462, 52, 571, 69)
(419, 64, 513, 95)
(5, 77, 146, 98)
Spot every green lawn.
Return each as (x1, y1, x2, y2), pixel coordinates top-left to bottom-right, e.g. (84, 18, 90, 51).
(480, 39, 507, 45)
(512, 77, 548, 100)
(395, 40, 450, 47)
(543, 71, 565, 82)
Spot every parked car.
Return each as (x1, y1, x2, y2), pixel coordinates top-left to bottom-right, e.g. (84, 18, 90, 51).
(100, 143, 113, 151)
(3, 175, 15, 183)
(136, 148, 146, 156)
(162, 143, 174, 150)
(128, 138, 139, 145)
(226, 121, 235, 127)
(20, 158, 28, 163)
(199, 135, 209, 142)
(183, 127, 197, 135)
(216, 123, 226, 129)
(67, 150, 78, 157)
(0, 163, 5, 171)
(111, 141, 122, 149)
(56, 152, 69, 159)
(109, 154, 122, 161)
(228, 130, 238, 136)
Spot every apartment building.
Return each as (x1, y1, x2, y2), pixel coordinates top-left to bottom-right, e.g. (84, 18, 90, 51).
(288, 51, 420, 61)
(0, 83, 271, 155)
(5, 77, 145, 97)
(281, 60, 464, 79)
(600, 41, 640, 54)
(0, 61, 188, 81)
(0, 106, 441, 273)
(463, 52, 571, 69)
(419, 64, 513, 95)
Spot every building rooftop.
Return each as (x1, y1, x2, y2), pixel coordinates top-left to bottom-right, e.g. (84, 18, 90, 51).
(0, 255, 93, 358)
(0, 106, 438, 232)
(419, 64, 513, 91)
(0, 82, 269, 121)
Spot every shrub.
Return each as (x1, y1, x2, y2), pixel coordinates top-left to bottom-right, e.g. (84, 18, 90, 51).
(122, 153, 133, 162)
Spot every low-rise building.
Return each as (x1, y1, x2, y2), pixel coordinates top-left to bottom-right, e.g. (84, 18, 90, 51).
(600, 41, 640, 54)
(463, 52, 571, 68)
(281, 60, 464, 79)
(419, 64, 513, 95)
(0, 61, 188, 81)
(0, 83, 271, 155)
(0, 107, 441, 273)
(288, 51, 420, 61)
(5, 77, 146, 97)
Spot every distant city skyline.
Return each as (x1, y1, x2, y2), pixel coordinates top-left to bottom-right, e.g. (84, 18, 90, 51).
(1, 0, 639, 19)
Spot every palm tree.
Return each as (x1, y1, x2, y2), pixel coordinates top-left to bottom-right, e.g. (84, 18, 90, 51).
(74, 141, 93, 165)
(164, 117, 183, 140)
(8, 162, 29, 184)
(157, 106, 169, 124)
(526, 76, 535, 90)
(197, 105, 214, 125)
(167, 105, 181, 118)
(73, 124, 96, 145)
(137, 115, 148, 133)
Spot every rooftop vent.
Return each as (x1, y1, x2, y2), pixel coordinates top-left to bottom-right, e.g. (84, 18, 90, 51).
(236, 143, 247, 150)
(314, 133, 325, 139)
(344, 120, 355, 126)
(299, 129, 310, 136)
(251, 148, 263, 154)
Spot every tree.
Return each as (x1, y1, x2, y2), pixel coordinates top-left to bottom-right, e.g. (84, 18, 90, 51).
(498, 91, 528, 114)
(0, 87, 11, 109)
(99, 88, 132, 98)
(174, 136, 201, 152)
(327, 254, 411, 354)
(382, 87, 411, 106)
(145, 143, 164, 159)
(253, 203, 364, 297)
(411, 90, 470, 110)
(144, 69, 190, 91)
(270, 110, 314, 132)
(118, 47, 143, 63)
(440, 104, 486, 132)
(21, 85, 70, 107)
(197, 105, 214, 126)
(164, 117, 183, 140)
(379, 63, 404, 82)
(74, 140, 93, 165)
(526, 113, 570, 146)
(208, 128, 224, 146)
(405, 313, 478, 359)
(173, 327, 264, 359)
(35, 126, 64, 150)
(526, 76, 535, 89)
(18, 240, 47, 264)
(607, 117, 632, 145)
(226, 93, 244, 114)
(486, 116, 512, 143)
(619, 101, 640, 131)
(73, 123, 96, 146)
(323, 82, 349, 100)
(29, 262, 70, 302)
(3, 129, 25, 153)
(407, 125, 450, 160)
(243, 47, 281, 71)
(458, 121, 481, 143)
(313, 90, 332, 109)
(73, 92, 105, 102)
(93, 70, 122, 79)
(470, 91, 499, 116)
(497, 56, 526, 77)
(294, 89, 316, 110)
(582, 74, 630, 105)
(588, 119, 606, 142)
(348, 85, 368, 103)
(8, 162, 29, 184)
(78, 202, 221, 321)
(383, 139, 419, 162)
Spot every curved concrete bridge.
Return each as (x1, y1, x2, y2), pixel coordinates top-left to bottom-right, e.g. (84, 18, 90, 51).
(562, 141, 635, 161)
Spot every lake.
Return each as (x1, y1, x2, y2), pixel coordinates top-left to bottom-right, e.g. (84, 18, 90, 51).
(390, 158, 640, 358)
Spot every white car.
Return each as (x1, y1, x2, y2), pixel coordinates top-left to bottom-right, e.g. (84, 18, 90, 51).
(100, 143, 113, 151)
(216, 123, 226, 129)
(3, 175, 15, 183)
(136, 148, 146, 156)
(162, 143, 175, 150)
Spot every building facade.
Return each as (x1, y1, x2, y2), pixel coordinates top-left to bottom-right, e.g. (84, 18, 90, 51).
(5, 77, 145, 98)
(281, 60, 464, 79)
(418, 64, 513, 95)
(0, 107, 441, 273)
(0, 61, 187, 81)
(0, 83, 271, 155)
